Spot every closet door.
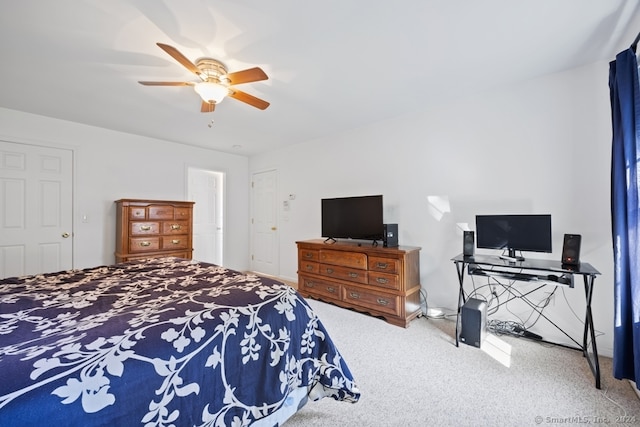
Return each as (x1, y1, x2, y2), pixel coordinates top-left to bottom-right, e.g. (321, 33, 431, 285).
(251, 169, 278, 276)
(0, 141, 73, 278)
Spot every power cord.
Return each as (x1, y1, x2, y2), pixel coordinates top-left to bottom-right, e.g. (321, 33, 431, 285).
(487, 319, 542, 340)
(420, 287, 458, 319)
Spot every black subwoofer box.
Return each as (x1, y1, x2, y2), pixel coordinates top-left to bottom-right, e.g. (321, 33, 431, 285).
(460, 298, 486, 348)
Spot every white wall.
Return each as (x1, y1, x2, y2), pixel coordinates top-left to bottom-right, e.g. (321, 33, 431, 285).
(0, 108, 250, 272)
(249, 60, 616, 357)
(0, 57, 618, 357)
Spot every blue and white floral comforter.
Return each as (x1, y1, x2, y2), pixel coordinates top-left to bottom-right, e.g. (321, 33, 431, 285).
(0, 257, 359, 426)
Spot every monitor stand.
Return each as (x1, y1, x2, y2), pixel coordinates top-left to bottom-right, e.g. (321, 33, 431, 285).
(499, 249, 524, 262)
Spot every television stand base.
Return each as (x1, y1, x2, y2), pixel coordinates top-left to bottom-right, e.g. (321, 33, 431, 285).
(499, 254, 524, 262)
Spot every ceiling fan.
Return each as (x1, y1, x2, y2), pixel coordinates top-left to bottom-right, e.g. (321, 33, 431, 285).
(138, 43, 270, 113)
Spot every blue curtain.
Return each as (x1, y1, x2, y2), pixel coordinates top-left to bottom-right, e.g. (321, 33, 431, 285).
(609, 47, 640, 387)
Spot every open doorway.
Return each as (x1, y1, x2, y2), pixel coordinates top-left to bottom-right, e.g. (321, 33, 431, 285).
(187, 167, 224, 265)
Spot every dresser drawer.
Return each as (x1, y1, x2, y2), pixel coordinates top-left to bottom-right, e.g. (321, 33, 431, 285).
(174, 207, 191, 220)
(299, 260, 320, 274)
(130, 207, 147, 220)
(162, 236, 189, 250)
(300, 276, 342, 299)
(368, 256, 399, 274)
(148, 205, 175, 220)
(299, 248, 319, 262)
(320, 250, 367, 269)
(162, 221, 189, 234)
(319, 264, 368, 284)
(342, 285, 400, 316)
(368, 271, 400, 290)
(120, 251, 192, 262)
(130, 222, 160, 235)
(129, 237, 160, 252)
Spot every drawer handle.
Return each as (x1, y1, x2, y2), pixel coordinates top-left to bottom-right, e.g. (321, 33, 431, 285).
(170, 224, 181, 230)
(306, 281, 315, 288)
(171, 239, 180, 244)
(304, 253, 313, 258)
(139, 225, 152, 231)
(376, 262, 389, 269)
(306, 264, 314, 270)
(326, 268, 334, 274)
(326, 286, 336, 293)
(376, 277, 389, 284)
(349, 292, 360, 299)
(348, 272, 358, 278)
(377, 298, 390, 306)
(139, 241, 151, 247)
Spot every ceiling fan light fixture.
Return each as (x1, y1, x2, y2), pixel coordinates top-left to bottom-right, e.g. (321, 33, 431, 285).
(194, 81, 228, 104)
(140, 44, 269, 111)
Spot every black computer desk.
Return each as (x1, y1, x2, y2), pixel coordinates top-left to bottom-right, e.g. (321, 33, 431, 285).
(451, 253, 602, 389)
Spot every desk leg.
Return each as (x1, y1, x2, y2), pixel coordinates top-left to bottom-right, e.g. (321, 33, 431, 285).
(454, 262, 467, 347)
(583, 274, 601, 389)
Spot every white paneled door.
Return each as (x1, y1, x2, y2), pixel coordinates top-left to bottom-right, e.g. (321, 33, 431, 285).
(0, 141, 73, 278)
(251, 169, 278, 276)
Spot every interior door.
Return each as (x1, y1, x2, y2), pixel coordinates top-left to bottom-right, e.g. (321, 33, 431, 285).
(250, 169, 278, 276)
(0, 141, 73, 278)
(187, 167, 223, 265)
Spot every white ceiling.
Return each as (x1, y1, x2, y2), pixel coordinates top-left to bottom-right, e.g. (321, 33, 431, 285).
(1, 1, 639, 156)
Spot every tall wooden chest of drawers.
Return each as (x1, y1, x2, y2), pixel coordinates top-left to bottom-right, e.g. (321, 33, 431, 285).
(115, 199, 194, 263)
(296, 239, 422, 327)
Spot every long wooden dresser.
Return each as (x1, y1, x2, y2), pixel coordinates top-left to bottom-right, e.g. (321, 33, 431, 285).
(296, 239, 422, 327)
(115, 199, 194, 263)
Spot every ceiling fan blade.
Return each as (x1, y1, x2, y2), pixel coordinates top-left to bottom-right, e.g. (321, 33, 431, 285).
(225, 67, 268, 85)
(201, 101, 215, 113)
(156, 43, 203, 78)
(138, 81, 193, 86)
(228, 89, 270, 110)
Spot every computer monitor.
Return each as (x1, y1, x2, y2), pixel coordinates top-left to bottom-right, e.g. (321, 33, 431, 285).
(475, 214, 552, 260)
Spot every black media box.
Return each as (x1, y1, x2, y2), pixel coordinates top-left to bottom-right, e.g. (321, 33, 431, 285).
(459, 298, 487, 348)
(383, 223, 398, 247)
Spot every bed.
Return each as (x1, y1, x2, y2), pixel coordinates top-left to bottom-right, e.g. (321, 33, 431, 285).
(0, 257, 360, 426)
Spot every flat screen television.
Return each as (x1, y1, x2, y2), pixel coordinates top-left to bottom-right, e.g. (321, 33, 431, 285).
(321, 195, 384, 242)
(475, 214, 552, 261)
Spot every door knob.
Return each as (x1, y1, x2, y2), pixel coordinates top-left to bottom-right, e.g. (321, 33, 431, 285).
(271, 227, 277, 231)
(62, 232, 70, 238)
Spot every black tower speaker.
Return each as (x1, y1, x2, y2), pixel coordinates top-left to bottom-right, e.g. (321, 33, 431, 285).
(459, 298, 486, 348)
(463, 231, 475, 257)
(561, 233, 581, 266)
(383, 224, 398, 247)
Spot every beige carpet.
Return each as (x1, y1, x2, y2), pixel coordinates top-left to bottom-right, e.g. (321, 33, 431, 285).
(284, 299, 640, 427)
